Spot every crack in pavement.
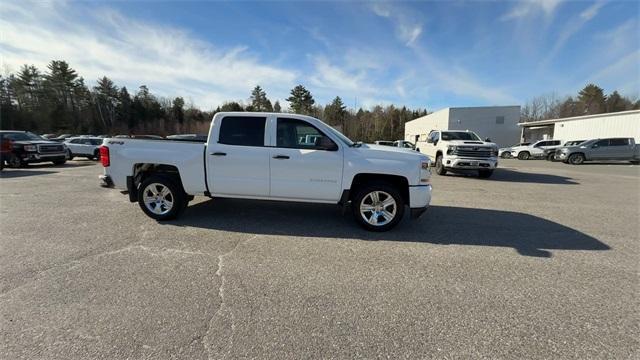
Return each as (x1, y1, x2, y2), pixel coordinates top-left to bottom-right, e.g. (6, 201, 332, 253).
(203, 234, 259, 360)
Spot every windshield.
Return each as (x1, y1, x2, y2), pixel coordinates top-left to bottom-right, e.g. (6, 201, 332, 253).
(3, 132, 44, 141)
(324, 125, 355, 147)
(441, 131, 482, 141)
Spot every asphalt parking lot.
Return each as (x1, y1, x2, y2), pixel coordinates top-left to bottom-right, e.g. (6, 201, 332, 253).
(1, 159, 638, 359)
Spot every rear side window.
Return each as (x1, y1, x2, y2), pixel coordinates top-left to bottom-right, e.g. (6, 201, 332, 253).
(551, 141, 561, 146)
(219, 116, 266, 146)
(609, 138, 629, 146)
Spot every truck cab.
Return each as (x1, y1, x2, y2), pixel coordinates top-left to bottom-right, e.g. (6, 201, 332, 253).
(420, 130, 498, 178)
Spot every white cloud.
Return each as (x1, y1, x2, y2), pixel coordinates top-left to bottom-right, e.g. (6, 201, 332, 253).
(370, 3, 423, 47)
(0, 1, 296, 108)
(501, 0, 563, 21)
(542, 1, 607, 66)
(580, 1, 605, 20)
(590, 50, 640, 97)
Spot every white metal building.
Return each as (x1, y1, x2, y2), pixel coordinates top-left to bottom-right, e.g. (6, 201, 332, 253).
(518, 110, 640, 143)
(404, 106, 521, 147)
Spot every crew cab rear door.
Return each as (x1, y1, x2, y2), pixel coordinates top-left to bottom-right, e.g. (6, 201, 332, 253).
(268, 117, 343, 201)
(206, 115, 270, 197)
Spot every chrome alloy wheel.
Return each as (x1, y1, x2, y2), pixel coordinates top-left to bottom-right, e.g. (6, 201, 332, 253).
(359, 190, 397, 226)
(142, 183, 174, 215)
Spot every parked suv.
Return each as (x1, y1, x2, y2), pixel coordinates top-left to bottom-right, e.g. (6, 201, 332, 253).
(64, 137, 104, 160)
(556, 138, 639, 165)
(0, 131, 67, 167)
(510, 140, 562, 160)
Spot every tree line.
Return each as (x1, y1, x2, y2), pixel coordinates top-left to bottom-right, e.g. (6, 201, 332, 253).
(521, 84, 639, 123)
(0, 60, 427, 142)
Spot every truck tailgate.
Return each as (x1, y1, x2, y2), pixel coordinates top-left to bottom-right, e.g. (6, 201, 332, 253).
(104, 138, 207, 194)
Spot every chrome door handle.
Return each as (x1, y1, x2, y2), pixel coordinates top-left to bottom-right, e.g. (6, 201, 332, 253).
(211, 152, 226, 156)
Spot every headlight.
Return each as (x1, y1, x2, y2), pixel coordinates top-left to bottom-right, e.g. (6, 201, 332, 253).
(447, 145, 456, 154)
(491, 147, 498, 156)
(24, 145, 37, 152)
(421, 161, 430, 170)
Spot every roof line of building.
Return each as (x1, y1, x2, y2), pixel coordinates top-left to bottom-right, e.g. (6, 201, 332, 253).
(518, 109, 640, 127)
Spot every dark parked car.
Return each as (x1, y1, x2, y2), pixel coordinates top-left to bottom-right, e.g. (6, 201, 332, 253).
(0, 131, 67, 167)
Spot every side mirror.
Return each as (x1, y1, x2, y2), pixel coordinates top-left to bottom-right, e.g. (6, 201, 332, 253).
(426, 137, 433, 144)
(485, 138, 491, 142)
(316, 136, 338, 151)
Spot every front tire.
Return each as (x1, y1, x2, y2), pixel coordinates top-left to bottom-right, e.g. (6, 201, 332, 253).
(352, 183, 404, 232)
(7, 154, 25, 168)
(66, 149, 74, 160)
(517, 151, 530, 160)
(546, 152, 555, 161)
(435, 154, 447, 175)
(568, 153, 585, 165)
(137, 176, 187, 221)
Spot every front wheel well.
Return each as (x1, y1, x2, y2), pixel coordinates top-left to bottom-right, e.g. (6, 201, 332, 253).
(349, 173, 410, 206)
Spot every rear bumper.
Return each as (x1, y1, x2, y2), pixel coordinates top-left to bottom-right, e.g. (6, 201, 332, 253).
(99, 174, 114, 188)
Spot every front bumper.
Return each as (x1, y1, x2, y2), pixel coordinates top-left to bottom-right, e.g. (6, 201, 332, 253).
(444, 156, 498, 170)
(21, 152, 67, 163)
(555, 152, 569, 160)
(409, 184, 431, 218)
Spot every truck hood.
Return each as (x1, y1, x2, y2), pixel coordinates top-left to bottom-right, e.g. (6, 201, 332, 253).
(446, 140, 497, 148)
(11, 140, 61, 146)
(357, 144, 429, 161)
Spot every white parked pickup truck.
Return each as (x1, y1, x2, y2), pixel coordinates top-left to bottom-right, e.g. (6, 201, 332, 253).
(418, 130, 498, 178)
(99, 112, 432, 231)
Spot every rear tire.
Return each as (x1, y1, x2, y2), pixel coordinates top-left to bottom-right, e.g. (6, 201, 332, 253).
(478, 169, 494, 178)
(137, 175, 187, 221)
(351, 183, 404, 232)
(435, 154, 447, 175)
(568, 153, 585, 165)
(631, 160, 639, 165)
(92, 149, 100, 161)
(517, 151, 530, 160)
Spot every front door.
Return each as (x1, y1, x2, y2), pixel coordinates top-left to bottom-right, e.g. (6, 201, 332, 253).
(589, 139, 612, 160)
(269, 117, 343, 201)
(206, 115, 270, 197)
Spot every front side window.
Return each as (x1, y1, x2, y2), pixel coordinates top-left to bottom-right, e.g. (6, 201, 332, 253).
(593, 139, 609, 147)
(218, 116, 266, 146)
(276, 118, 336, 150)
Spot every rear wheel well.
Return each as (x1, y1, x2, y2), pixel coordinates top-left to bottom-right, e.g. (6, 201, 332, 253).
(131, 163, 186, 200)
(349, 173, 410, 206)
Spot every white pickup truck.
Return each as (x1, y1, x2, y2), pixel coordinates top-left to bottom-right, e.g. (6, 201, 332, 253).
(99, 112, 432, 231)
(418, 130, 498, 178)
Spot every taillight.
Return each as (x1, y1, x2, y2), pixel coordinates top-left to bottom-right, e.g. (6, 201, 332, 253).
(100, 146, 110, 167)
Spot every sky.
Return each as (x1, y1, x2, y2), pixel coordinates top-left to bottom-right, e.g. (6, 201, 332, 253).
(1, 0, 638, 111)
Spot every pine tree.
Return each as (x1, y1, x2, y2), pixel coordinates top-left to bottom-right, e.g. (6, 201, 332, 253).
(273, 100, 282, 112)
(172, 97, 185, 124)
(324, 96, 347, 127)
(250, 85, 273, 111)
(286, 85, 315, 115)
(577, 84, 606, 115)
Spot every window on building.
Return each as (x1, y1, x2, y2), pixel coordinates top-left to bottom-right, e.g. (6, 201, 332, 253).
(496, 116, 505, 124)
